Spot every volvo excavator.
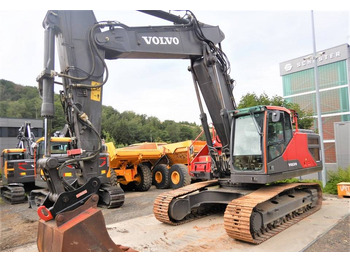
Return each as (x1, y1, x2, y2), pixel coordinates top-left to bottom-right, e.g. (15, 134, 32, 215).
(1, 122, 37, 203)
(35, 10, 323, 251)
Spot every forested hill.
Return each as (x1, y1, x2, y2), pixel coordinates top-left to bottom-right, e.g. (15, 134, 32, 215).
(0, 79, 203, 146)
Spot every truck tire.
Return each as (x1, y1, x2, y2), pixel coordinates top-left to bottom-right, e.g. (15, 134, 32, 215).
(120, 182, 136, 191)
(109, 169, 118, 186)
(169, 164, 191, 189)
(110, 168, 135, 191)
(133, 164, 152, 192)
(153, 164, 170, 189)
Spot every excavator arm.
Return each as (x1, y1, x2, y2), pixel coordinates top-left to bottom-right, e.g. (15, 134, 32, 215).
(36, 10, 236, 251)
(38, 10, 235, 183)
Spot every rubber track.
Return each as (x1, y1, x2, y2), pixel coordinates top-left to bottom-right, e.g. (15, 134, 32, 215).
(100, 185, 125, 209)
(153, 180, 219, 225)
(1, 186, 26, 204)
(224, 183, 322, 244)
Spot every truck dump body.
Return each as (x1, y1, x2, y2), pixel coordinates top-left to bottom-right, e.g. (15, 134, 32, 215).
(106, 142, 165, 167)
(106, 140, 207, 191)
(162, 140, 207, 166)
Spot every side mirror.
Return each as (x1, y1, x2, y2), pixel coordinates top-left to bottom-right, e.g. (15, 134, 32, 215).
(271, 110, 281, 122)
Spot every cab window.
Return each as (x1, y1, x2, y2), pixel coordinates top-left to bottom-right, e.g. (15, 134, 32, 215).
(267, 110, 293, 161)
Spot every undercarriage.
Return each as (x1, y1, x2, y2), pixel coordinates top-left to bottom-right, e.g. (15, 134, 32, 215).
(154, 180, 322, 243)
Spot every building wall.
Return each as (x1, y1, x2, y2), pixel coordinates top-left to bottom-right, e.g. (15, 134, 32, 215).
(334, 121, 350, 169)
(280, 44, 350, 165)
(0, 118, 43, 153)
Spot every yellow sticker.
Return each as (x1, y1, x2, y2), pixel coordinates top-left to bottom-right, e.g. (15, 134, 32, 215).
(91, 81, 102, 102)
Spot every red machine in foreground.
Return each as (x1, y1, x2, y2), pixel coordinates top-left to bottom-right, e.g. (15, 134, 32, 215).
(35, 10, 322, 251)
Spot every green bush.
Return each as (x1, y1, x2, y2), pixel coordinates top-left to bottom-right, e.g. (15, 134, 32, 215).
(323, 167, 350, 195)
(270, 178, 323, 187)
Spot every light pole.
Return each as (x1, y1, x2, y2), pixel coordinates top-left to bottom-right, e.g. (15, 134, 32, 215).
(310, 10, 327, 187)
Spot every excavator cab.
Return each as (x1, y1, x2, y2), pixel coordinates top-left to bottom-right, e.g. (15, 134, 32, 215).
(33, 137, 76, 187)
(0, 149, 34, 204)
(230, 105, 322, 184)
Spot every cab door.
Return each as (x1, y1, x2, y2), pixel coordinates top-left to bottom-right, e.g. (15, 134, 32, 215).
(266, 110, 293, 173)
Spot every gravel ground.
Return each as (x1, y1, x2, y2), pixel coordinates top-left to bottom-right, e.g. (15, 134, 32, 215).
(1, 186, 349, 252)
(0, 185, 172, 251)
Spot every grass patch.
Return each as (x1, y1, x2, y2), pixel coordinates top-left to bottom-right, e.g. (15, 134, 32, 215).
(269, 167, 350, 195)
(323, 167, 350, 195)
(271, 178, 322, 187)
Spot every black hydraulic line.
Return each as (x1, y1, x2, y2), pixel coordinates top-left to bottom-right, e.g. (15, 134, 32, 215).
(138, 10, 190, 25)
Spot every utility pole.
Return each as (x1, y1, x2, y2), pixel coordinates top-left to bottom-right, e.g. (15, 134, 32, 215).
(311, 10, 327, 187)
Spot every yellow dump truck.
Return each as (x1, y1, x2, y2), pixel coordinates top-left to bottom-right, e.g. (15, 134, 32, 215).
(156, 140, 207, 189)
(106, 140, 206, 191)
(105, 142, 165, 191)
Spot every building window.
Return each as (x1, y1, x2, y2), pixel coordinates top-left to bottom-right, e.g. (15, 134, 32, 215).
(285, 87, 349, 116)
(283, 60, 348, 97)
(0, 126, 43, 138)
(7, 127, 18, 137)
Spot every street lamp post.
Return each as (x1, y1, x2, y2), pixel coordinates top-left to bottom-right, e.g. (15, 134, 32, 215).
(310, 10, 327, 187)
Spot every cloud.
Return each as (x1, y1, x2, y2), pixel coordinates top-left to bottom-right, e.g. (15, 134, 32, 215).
(0, 9, 348, 125)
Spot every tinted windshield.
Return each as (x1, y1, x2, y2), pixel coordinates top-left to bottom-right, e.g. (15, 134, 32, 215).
(50, 142, 69, 154)
(232, 113, 264, 171)
(7, 152, 25, 161)
(233, 114, 263, 155)
(38, 141, 70, 157)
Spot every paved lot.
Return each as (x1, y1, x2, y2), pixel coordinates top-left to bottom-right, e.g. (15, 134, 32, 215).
(304, 214, 349, 252)
(2, 188, 349, 252)
(108, 195, 350, 252)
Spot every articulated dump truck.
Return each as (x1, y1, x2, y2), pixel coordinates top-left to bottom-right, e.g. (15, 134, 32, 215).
(105, 142, 164, 191)
(106, 139, 207, 191)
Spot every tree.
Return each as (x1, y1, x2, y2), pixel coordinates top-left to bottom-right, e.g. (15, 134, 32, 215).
(1, 79, 205, 145)
(283, 101, 314, 130)
(237, 92, 259, 109)
(238, 92, 313, 129)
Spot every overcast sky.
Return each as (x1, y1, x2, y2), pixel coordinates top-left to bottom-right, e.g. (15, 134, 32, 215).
(0, 1, 349, 124)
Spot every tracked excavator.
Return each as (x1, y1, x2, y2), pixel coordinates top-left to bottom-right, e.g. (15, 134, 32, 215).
(1, 122, 37, 203)
(36, 10, 323, 251)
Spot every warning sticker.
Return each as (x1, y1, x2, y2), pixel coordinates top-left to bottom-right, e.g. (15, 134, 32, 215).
(91, 81, 102, 102)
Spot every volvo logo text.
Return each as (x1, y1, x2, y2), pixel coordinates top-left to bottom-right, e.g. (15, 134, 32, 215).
(142, 36, 180, 45)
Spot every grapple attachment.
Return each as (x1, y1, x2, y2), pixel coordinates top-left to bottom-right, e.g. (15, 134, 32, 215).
(37, 194, 136, 252)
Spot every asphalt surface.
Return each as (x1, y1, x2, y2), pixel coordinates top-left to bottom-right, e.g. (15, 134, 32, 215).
(304, 213, 350, 252)
(1, 186, 349, 252)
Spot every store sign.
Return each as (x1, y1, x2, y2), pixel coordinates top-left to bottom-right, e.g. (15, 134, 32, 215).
(295, 51, 341, 69)
(280, 44, 349, 76)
